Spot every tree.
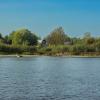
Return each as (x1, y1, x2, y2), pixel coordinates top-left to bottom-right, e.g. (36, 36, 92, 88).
(4, 35, 12, 44)
(12, 29, 38, 46)
(83, 32, 95, 45)
(46, 27, 67, 45)
(95, 38, 100, 52)
(0, 33, 4, 44)
(0, 33, 2, 39)
(71, 37, 82, 45)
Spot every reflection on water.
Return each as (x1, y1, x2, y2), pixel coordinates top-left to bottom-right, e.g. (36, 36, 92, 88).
(0, 56, 100, 100)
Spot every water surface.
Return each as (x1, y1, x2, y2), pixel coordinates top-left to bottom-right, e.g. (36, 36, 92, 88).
(0, 56, 100, 100)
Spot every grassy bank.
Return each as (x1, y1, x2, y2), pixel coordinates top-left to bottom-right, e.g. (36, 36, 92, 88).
(0, 44, 100, 57)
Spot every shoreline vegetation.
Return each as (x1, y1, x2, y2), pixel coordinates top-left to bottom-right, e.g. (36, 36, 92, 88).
(0, 27, 100, 57)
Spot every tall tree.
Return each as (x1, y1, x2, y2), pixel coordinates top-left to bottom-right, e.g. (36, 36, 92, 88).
(46, 27, 67, 45)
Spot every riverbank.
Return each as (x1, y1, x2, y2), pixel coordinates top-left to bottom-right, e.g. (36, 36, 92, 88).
(0, 54, 100, 58)
(0, 55, 39, 57)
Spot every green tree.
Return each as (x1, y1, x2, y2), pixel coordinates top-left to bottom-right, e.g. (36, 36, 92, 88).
(46, 27, 67, 45)
(83, 32, 95, 45)
(0, 33, 4, 44)
(4, 35, 12, 44)
(12, 29, 38, 46)
(0, 33, 2, 39)
(95, 38, 100, 52)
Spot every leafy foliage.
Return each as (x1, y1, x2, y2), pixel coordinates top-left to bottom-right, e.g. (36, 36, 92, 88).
(0, 27, 100, 56)
(11, 29, 38, 46)
(46, 27, 70, 45)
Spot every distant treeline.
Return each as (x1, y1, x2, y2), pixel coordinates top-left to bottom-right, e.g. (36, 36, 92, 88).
(0, 27, 100, 56)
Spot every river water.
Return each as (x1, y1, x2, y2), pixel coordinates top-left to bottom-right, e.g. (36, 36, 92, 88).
(0, 56, 100, 100)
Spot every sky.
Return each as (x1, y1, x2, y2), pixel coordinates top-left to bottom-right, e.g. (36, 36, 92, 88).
(0, 0, 100, 38)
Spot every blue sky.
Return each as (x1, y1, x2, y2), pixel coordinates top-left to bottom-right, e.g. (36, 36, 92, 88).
(0, 0, 100, 37)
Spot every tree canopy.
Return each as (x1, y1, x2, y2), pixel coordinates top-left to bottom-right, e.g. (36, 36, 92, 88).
(46, 27, 70, 45)
(0, 33, 2, 39)
(10, 29, 38, 46)
(83, 32, 95, 45)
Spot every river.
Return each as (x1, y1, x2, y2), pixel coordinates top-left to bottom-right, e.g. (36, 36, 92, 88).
(0, 56, 100, 100)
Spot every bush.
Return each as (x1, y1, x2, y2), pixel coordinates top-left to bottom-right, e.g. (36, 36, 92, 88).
(0, 44, 37, 54)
